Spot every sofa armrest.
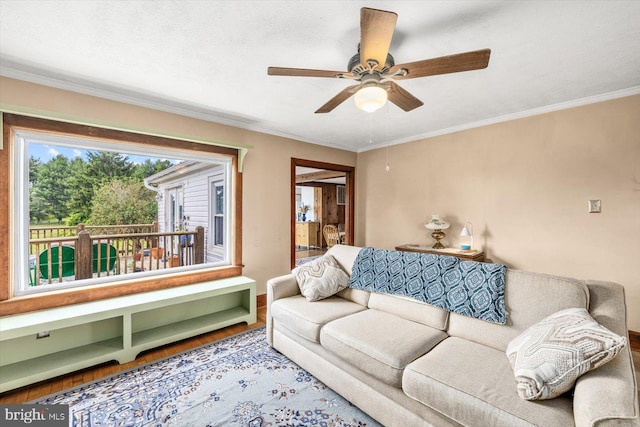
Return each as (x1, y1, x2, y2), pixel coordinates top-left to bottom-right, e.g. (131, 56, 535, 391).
(573, 346, 639, 426)
(266, 274, 300, 346)
(267, 274, 300, 303)
(573, 280, 639, 426)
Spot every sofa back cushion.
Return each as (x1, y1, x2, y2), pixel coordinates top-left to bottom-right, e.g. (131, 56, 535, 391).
(327, 245, 370, 306)
(447, 269, 590, 351)
(326, 244, 361, 275)
(368, 293, 449, 330)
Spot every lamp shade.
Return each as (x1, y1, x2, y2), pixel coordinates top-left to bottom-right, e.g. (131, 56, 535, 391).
(354, 85, 388, 112)
(425, 215, 450, 230)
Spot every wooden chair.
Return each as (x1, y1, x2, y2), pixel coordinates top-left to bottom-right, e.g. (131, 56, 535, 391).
(323, 224, 340, 248)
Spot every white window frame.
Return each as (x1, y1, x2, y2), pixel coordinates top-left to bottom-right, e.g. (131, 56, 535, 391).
(13, 130, 232, 296)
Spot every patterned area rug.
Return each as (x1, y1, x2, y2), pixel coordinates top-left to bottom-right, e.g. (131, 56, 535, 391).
(34, 327, 380, 426)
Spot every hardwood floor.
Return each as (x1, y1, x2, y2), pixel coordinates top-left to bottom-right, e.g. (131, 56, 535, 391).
(295, 248, 327, 259)
(0, 306, 267, 404)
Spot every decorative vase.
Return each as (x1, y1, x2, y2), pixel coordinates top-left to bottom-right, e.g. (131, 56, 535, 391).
(302, 214, 307, 222)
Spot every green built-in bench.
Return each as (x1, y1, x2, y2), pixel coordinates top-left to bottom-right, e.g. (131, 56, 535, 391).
(0, 276, 256, 392)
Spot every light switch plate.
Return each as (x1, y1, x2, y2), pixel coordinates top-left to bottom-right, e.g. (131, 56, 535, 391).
(588, 200, 601, 213)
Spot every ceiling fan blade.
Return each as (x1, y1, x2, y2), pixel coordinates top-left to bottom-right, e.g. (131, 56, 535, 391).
(384, 81, 424, 112)
(359, 7, 397, 70)
(315, 85, 360, 114)
(268, 67, 352, 78)
(389, 49, 491, 80)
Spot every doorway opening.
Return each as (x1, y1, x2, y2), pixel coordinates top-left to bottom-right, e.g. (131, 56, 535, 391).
(291, 159, 355, 269)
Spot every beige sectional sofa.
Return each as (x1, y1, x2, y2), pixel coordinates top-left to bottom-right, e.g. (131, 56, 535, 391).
(267, 245, 639, 426)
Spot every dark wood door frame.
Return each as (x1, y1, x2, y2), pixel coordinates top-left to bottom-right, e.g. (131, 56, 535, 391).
(291, 158, 355, 269)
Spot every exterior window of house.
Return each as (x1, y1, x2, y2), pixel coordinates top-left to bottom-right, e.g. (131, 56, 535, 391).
(214, 182, 224, 246)
(13, 128, 232, 297)
(208, 176, 229, 262)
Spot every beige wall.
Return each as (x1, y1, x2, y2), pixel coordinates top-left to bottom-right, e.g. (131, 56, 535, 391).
(240, 134, 355, 293)
(356, 95, 640, 331)
(0, 77, 356, 296)
(3, 76, 638, 331)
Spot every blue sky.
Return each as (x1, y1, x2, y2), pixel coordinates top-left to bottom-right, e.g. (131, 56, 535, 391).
(29, 142, 170, 165)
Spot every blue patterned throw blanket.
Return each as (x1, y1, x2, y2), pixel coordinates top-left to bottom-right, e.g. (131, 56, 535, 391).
(349, 247, 507, 324)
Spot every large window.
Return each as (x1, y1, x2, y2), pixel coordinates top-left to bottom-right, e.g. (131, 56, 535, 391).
(1, 114, 242, 314)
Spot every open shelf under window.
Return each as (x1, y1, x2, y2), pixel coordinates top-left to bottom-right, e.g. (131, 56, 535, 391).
(0, 276, 256, 392)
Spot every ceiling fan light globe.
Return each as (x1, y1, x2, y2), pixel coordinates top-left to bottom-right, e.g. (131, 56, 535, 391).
(354, 85, 388, 112)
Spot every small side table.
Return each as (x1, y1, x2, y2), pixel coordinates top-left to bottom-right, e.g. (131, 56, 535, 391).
(395, 244, 485, 262)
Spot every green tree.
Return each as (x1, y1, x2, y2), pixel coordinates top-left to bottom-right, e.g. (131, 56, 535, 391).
(88, 178, 156, 225)
(28, 156, 44, 223)
(32, 155, 71, 223)
(29, 187, 48, 224)
(66, 157, 93, 223)
(131, 159, 174, 180)
(29, 156, 41, 185)
(86, 151, 133, 183)
(66, 152, 134, 224)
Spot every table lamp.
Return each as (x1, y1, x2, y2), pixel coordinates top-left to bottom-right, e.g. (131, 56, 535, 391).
(460, 222, 474, 251)
(425, 215, 450, 249)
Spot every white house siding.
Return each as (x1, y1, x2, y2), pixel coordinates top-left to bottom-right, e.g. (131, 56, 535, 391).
(153, 164, 225, 264)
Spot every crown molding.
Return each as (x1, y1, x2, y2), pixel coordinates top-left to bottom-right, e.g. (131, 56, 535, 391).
(0, 58, 356, 153)
(359, 86, 640, 152)
(3, 58, 637, 155)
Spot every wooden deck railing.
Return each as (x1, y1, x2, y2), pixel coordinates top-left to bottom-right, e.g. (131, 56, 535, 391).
(29, 226, 204, 285)
(29, 222, 158, 240)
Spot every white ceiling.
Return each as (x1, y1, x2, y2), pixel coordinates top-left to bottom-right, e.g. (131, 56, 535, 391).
(1, 1, 639, 152)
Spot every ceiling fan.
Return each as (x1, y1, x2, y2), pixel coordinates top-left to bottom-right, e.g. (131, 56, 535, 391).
(268, 7, 491, 114)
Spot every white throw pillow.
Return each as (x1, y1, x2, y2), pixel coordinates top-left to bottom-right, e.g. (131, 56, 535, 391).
(506, 307, 626, 400)
(293, 255, 349, 301)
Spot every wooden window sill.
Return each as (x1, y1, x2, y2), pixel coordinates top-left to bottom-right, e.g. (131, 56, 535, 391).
(0, 265, 242, 316)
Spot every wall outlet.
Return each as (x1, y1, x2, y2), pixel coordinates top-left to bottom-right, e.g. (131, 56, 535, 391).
(588, 200, 601, 213)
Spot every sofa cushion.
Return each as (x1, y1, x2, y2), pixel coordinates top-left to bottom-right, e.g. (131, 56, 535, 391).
(270, 295, 366, 343)
(325, 244, 362, 275)
(403, 337, 575, 427)
(293, 254, 349, 301)
(447, 269, 590, 352)
(506, 307, 627, 401)
(320, 309, 448, 388)
(368, 292, 449, 330)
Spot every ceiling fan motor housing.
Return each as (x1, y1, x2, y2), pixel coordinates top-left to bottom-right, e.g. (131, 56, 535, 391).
(348, 51, 395, 75)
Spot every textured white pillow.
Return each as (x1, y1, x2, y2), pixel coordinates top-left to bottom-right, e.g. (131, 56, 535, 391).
(293, 255, 349, 301)
(506, 307, 626, 400)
